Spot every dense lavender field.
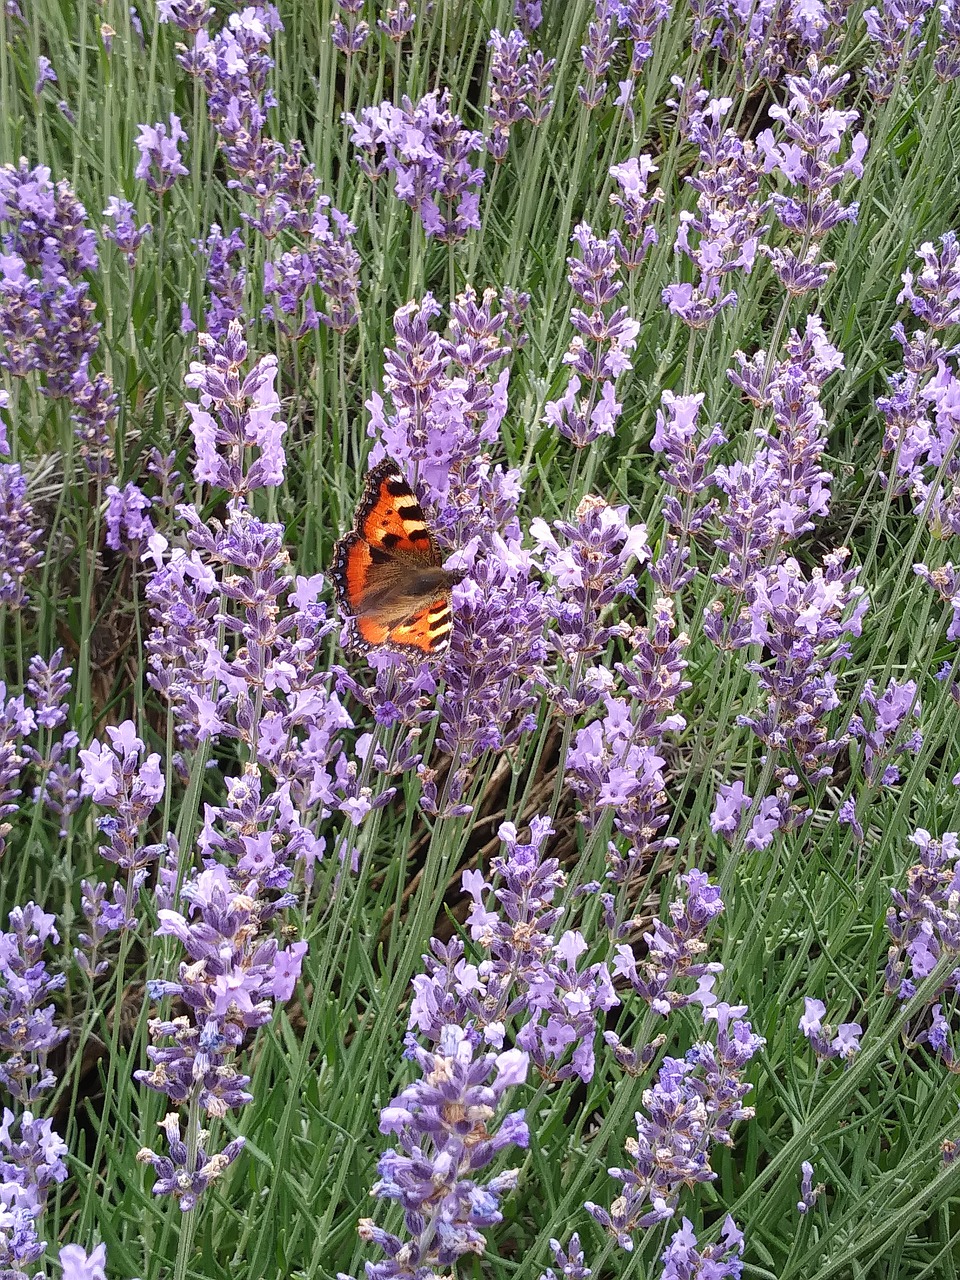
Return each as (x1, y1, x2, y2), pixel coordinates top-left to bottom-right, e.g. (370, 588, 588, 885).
(1, 0, 960, 1277)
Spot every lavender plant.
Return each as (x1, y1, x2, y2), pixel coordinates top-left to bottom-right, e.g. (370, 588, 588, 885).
(0, 2, 959, 1279)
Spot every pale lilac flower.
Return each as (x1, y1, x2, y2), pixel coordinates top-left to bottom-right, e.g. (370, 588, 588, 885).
(609, 154, 661, 271)
(134, 114, 189, 194)
(346, 1025, 530, 1277)
(34, 56, 57, 96)
(797, 1160, 820, 1214)
(60, 1242, 108, 1280)
(659, 1216, 744, 1279)
(331, 0, 369, 54)
(863, 0, 934, 99)
(102, 196, 151, 266)
(539, 1234, 591, 1280)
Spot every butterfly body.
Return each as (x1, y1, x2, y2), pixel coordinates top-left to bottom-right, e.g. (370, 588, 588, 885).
(330, 458, 464, 655)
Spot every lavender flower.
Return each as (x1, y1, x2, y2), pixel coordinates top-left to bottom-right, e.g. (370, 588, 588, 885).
(102, 196, 150, 266)
(201, 224, 246, 338)
(486, 30, 555, 162)
(659, 1216, 744, 1279)
(344, 1025, 529, 1278)
(797, 1160, 820, 1214)
(532, 495, 647, 679)
(587, 1004, 763, 1249)
(136, 854, 307, 1207)
(539, 1234, 591, 1280)
(134, 114, 189, 194)
(798, 998, 863, 1060)
(0, 904, 68, 1103)
(690, 0, 847, 81)
(757, 59, 867, 294)
(609, 154, 661, 272)
(885, 829, 960, 1069)
(0, 465, 44, 608)
(578, 2, 618, 109)
(849, 678, 922, 785)
(346, 91, 485, 240)
(544, 223, 639, 446)
(183, 320, 287, 496)
(0, 161, 117, 472)
(79, 721, 165, 871)
(663, 95, 768, 327)
(104, 481, 155, 554)
(863, 0, 934, 99)
(377, 2, 415, 40)
(611, 871, 725, 1018)
(60, 1243, 108, 1280)
(935, 0, 960, 78)
(332, 0, 369, 55)
(156, 0, 213, 31)
(33, 57, 56, 97)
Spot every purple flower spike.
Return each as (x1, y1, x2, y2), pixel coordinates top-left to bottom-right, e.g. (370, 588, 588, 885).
(863, 0, 934, 99)
(936, 0, 960, 78)
(59, 1242, 108, 1280)
(0, 903, 69, 1103)
(544, 222, 639, 447)
(658, 1215, 744, 1279)
(799, 996, 863, 1061)
(757, 58, 867, 294)
(135, 114, 189, 194)
(486, 29, 555, 162)
(183, 319, 287, 495)
(609, 154, 661, 272)
(102, 196, 151, 266)
(612, 870, 725, 1016)
(797, 1160, 820, 1214)
(346, 90, 485, 241)
(377, 1, 415, 40)
(587, 1008, 762, 1251)
(349, 1025, 529, 1276)
(540, 1234, 592, 1280)
(663, 93, 768, 325)
(331, 0, 369, 54)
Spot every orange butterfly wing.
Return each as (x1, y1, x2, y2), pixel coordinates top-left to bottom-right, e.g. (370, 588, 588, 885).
(331, 459, 458, 657)
(354, 460, 441, 564)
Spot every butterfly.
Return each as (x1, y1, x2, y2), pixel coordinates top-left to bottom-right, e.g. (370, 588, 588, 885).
(330, 457, 465, 656)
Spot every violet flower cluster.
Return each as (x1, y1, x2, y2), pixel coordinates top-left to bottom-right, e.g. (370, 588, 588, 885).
(798, 998, 863, 1061)
(863, 0, 934, 100)
(710, 551, 868, 852)
(411, 817, 618, 1084)
(0, 161, 118, 473)
(935, 0, 960, 79)
(347, 89, 486, 241)
(135, 860, 305, 1209)
(341, 1025, 530, 1279)
(134, 114, 189, 194)
(757, 59, 868, 295)
(885, 827, 960, 1069)
(664, 91, 768, 328)
(879, 233, 960, 543)
(609, 154, 661, 274)
(531, 494, 648, 702)
(659, 1216, 744, 1280)
(331, 0, 368, 56)
(174, 4, 360, 333)
(712, 314, 841, 598)
(565, 594, 690, 882)
(690, 0, 847, 82)
(586, 1003, 761, 1250)
(544, 222, 640, 446)
(486, 29, 555, 163)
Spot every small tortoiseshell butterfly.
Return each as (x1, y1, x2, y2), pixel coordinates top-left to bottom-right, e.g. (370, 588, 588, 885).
(330, 457, 464, 656)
